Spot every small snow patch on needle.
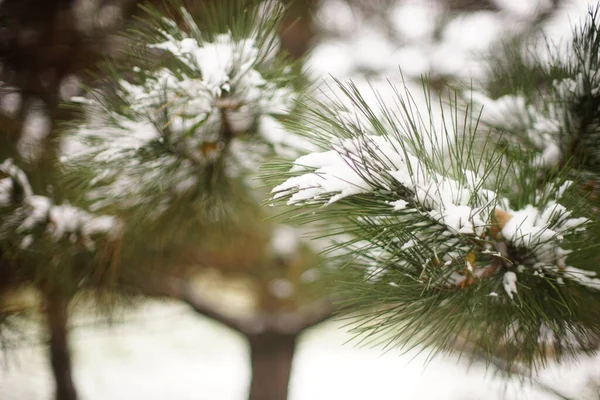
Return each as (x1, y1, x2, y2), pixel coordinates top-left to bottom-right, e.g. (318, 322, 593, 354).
(503, 271, 518, 299)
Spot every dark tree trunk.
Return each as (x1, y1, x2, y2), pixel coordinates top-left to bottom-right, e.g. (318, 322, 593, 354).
(247, 332, 297, 400)
(45, 291, 78, 400)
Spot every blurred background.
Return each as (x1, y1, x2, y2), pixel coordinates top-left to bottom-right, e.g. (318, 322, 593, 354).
(1, 0, 600, 399)
(2, 301, 600, 400)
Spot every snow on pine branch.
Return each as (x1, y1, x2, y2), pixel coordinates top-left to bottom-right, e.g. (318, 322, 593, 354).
(266, 7, 600, 367)
(471, 8, 600, 171)
(270, 82, 595, 298)
(0, 159, 121, 250)
(62, 7, 312, 215)
(471, 91, 563, 170)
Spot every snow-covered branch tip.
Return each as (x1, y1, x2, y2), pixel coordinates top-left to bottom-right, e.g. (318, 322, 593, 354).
(61, 3, 312, 217)
(272, 129, 594, 293)
(0, 159, 121, 251)
(470, 7, 600, 173)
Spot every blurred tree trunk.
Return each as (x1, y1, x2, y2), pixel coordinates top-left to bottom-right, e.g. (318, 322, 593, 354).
(45, 290, 78, 400)
(130, 277, 332, 400)
(247, 332, 297, 400)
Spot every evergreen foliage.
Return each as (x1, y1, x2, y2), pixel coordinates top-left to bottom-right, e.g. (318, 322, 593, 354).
(0, 158, 121, 290)
(1, 1, 326, 399)
(2, 0, 600, 397)
(60, 0, 310, 245)
(266, 6, 600, 372)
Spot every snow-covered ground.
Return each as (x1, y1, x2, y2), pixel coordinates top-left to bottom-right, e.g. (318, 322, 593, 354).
(1, 301, 598, 400)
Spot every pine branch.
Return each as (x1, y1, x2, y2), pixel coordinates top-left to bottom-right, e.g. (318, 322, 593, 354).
(136, 273, 332, 335)
(0, 159, 122, 293)
(264, 65, 600, 371)
(140, 275, 246, 333)
(59, 0, 307, 239)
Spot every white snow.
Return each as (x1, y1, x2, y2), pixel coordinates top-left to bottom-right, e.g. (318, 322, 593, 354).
(273, 105, 593, 289)
(503, 271, 518, 299)
(472, 85, 575, 172)
(59, 75, 81, 101)
(45, 204, 120, 245)
(268, 278, 295, 299)
(275, 133, 492, 238)
(0, 159, 33, 198)
(532, 0, 600, 66)
(429, 204, 486, 236)
(501, 205, 556, 249)
(305, 41, 354, 78)
(11, 195, 120, 248)
(390, 199, 408, 211)
(270, 225, 300, 258)
(1, 302, 599, 400)
(83, 215, 121, 239)
(0, 89, 21, 117)
(315, 0, 358, 36)
(0, 160, 119, 248)
(0, 177, 13, 207)
(18, 103, 52, 163)
(563, 266, 600, 290)
(500, 200, 588, 270)
(351, 28, 398, 72)
(491, 0, 551, 18)
(18, 195, 52, 233)
(300, 268, 321, 283)
(364, 264, 386, 282)
(20, 234, 34, 249)
(150, 33, 262, 97)
(96, 4, 121, 30)
(390, 2, 438, 42)
(308, 0, 531, 81)
(48, 204, 89, 241)
(470, 92, 532, 130)
(276, 149, 371, 205)
(65, 119, 160, 163)
(391, 46, 431, 77)
(63, 27, 300, 215)
(258, 116, 317, 157)
(442, 12, 504, 53)
(557, 71, 600, 98)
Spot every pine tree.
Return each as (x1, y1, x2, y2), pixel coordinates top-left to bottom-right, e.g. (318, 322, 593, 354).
(54, 1, 330, 399)
(3, 0, 599, 399)
(0, 89, 122, 400)
(266, 4, 600, 381)
(0, 2, 150, 399)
